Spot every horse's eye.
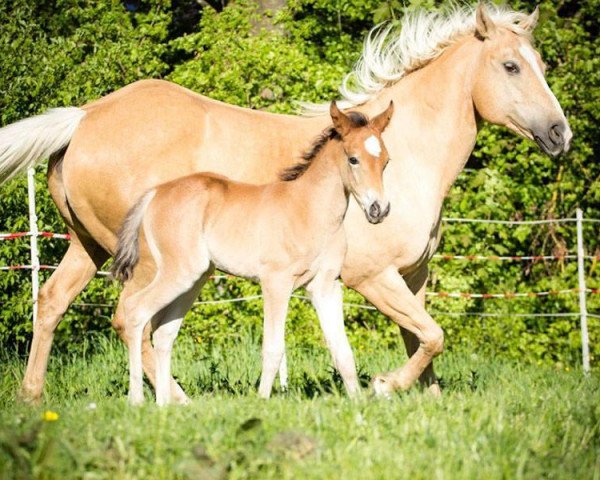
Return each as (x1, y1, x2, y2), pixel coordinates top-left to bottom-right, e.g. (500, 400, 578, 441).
(503, 61, 520, 75)
(348, 156, 359, 165)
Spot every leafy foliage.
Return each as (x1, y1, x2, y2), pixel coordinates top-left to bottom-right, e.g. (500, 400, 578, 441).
(0, 0, 598, 367)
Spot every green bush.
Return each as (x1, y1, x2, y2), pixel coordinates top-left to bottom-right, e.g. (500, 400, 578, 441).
(0, 1, 598, 368)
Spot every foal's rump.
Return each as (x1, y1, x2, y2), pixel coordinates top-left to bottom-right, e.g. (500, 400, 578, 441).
(111, 173, 231, 282)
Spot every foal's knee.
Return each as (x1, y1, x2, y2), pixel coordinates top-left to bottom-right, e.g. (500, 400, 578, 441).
(421, 325, 444, 357)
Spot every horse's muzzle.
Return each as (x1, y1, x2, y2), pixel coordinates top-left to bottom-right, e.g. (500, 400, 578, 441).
(534, 120, 572, 157)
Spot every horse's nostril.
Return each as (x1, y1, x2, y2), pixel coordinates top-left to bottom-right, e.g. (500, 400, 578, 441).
(369, 202, 381, 218)
(549, 123, 564, 146)
(382, 202, 391, 218)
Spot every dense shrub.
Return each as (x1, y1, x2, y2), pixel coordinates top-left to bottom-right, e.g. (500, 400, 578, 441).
(0, 0, 598, 367)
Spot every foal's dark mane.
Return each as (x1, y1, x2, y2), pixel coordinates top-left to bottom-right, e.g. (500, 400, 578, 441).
(279, 111, 369, 181)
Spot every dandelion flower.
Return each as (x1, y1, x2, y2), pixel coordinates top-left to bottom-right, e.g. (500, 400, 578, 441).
(42, 410, 59, 422)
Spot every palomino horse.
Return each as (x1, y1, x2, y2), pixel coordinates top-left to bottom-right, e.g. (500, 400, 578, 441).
(0, 3, 571, 403)
(112, 102, 393, 405)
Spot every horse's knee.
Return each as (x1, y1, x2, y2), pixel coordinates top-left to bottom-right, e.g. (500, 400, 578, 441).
(422, 325, 444, 357)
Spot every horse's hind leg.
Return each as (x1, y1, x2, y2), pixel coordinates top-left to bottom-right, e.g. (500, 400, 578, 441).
(19, 238, 107, 403)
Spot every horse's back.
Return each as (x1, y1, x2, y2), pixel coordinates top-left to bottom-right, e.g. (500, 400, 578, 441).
(59, 79, 323, 254)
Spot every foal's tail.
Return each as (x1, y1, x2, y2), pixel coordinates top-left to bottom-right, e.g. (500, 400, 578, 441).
(0, 108, 86, 184)
(112, 190, 156, 282)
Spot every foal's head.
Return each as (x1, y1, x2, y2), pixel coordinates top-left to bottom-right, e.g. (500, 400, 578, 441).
(471, 4, 572, 156)
(330, 101, 393, 224)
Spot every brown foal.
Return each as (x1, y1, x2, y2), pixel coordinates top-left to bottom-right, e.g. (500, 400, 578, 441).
(112, 102, 393, 405)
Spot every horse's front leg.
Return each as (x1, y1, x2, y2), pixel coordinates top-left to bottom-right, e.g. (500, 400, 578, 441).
(306, 277, 360, 397)
(399, 266, 441, 396)
(350, 266, 444, 397)
(258, 276, 293, 399)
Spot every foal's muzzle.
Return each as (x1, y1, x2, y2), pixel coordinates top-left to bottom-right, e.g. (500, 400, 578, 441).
(366, 200, 391, 224)
(534, 120, 572, 157)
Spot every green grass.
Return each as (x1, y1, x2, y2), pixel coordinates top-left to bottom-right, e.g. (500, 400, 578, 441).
(0, 335, 599, 480)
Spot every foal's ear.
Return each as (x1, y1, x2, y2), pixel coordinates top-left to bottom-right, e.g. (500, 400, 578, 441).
(519, 5, 539, 32)
(371, 101, 394, 134)
(330, 101, 353, 136)
(475, 3, 497, 39)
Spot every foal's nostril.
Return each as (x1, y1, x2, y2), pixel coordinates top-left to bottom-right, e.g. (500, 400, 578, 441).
(369, 202, 381, 219)
(549, 123, 565, 146)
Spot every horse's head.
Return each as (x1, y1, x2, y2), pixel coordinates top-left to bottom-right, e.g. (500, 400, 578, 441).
(330, 101, 393, 224)
(471, 4, 572, 156)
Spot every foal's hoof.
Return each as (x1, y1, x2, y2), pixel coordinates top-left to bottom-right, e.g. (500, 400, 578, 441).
(171, 391, 191, 406)
(370, 375, 395, 399)
(128, 394, 145, 407)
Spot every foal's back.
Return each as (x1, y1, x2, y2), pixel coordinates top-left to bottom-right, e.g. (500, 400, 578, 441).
(144, 171, 323, 281)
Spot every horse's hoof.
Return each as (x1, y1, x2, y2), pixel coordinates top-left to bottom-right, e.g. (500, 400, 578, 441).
(17, 388, 42, 406)
(427, 383, 442, 397)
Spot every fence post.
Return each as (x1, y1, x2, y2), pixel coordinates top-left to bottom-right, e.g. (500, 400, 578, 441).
(27, 167, 39, 326)
(576, 208, 590, 374)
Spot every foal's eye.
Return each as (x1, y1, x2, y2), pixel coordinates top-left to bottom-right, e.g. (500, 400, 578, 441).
(503, 61, 520, 75)
(348, 156, 359, 166)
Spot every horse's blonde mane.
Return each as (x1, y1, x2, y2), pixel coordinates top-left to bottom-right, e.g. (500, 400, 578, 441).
(301, 3, 532, 115)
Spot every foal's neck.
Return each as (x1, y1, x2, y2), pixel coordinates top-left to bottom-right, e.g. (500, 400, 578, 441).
(288, 139, 349, 227)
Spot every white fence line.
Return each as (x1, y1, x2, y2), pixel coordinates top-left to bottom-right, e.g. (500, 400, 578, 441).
(576, 209, 591, 374)
(4, 168, 598, 371)
(27, 168, 39, 326)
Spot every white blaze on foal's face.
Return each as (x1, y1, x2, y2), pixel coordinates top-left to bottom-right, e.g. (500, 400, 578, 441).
(364, 135, 381, 157)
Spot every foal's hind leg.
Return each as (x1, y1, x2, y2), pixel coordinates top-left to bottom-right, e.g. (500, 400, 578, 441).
(152, 273, 209, 406)
(20, 238, 107, 404)
(113, 282, 190, 404)
(124, 264, 207, 405)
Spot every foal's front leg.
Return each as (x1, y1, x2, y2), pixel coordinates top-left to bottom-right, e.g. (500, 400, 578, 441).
(306, 277, 360, 397)
(258, 276, 294, 398)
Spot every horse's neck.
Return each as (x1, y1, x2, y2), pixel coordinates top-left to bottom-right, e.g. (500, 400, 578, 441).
(288, 140, 349, 227)
(365, 38, 481, 207)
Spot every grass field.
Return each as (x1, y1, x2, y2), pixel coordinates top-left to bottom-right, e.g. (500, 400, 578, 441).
(0, 335, 599, 480)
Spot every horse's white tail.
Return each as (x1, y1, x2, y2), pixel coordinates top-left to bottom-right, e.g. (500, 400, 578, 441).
(0, 107, 86, 184)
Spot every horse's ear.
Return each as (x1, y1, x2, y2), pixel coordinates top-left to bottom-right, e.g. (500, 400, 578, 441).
(475, 3, 497, 39)
(330, 101, 352, 136)
(519, 5, 539, 32)
(371, 101, 394, 134)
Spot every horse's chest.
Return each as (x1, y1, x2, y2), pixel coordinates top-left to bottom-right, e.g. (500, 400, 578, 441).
(342, 197, 441, 283)
(388, 213, 441, 272)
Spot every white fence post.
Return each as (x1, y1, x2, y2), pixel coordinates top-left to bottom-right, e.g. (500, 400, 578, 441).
(27, 167, 40, 326)
(576, 208, 590, 374)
